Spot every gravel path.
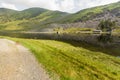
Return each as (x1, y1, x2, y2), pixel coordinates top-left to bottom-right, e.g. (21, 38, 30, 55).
(0, 39, 50, 80)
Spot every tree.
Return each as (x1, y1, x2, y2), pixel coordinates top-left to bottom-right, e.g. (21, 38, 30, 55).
(98, 19, 116, 32)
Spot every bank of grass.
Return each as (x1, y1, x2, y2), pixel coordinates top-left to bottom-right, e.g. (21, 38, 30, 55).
(4, 37, 120, 80)
(64, 28, 93, 33)
(114, 28, 120, 33)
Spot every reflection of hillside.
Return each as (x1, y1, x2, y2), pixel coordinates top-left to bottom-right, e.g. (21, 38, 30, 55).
(97, 34, 112, 43)
(0, 31, 119, 46)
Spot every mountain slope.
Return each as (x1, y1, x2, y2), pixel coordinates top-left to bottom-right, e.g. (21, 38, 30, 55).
(61, 1, 120, 23)
(0, 8, 69, 31)
(0, 1, 119, 32)
(0, 8, 18, 23)
(14, 8, 48, 20)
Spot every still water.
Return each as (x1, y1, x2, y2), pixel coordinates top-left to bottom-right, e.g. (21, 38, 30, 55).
(0, 31, 119, 45)
(0, 31, 120, 56)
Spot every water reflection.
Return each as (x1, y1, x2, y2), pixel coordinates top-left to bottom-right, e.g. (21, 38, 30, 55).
(97, 33, 113, 43)
(0, 31, 119, 56)
(0, 31, 119, 45)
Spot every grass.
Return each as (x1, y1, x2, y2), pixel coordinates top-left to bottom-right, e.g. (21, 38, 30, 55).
(61, 2, 120, 23)
(113, 28, 120, 33)
(64, 28, 93, 33)
(2, 36, 120, 80)
(0, 20, 28, 31)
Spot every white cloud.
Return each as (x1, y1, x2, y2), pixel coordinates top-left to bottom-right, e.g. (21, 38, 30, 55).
(0, 0, 119, 13)
(56, 0, 75, 12)
(71, 0, 120, 13)
(0, 3, 18, 10)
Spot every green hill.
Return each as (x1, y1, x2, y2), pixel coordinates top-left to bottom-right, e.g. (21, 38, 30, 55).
(0, 1, 120, 32)
(0, 8, 49, 22)
(0, 8, 18, 23)
(0, 8, 69, 31)
(14, 8, 48, 20)
(61, 1, 120, 23)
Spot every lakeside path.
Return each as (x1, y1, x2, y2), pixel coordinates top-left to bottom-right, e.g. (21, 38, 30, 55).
(0, 39, 50, 80)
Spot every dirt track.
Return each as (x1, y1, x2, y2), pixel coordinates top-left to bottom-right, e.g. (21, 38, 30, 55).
(0, 39, 50, 80)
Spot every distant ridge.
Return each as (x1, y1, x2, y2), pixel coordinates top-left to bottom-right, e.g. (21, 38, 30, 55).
(0, 1, 119, 32)
(60, 1, 120, 23)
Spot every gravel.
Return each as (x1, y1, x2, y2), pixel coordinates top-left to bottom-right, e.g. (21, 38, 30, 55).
(0, 39, 50, 80)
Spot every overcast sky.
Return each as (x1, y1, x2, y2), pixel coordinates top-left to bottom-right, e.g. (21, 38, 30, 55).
(0, 0, 119, 13)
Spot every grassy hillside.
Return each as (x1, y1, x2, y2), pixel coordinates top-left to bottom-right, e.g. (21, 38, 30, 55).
(0, 8, 49, 23)
(0, 8, 18, 23)
(0, 8, 69, 31)
(4, 37, 120, 80)
(18, 11, 69, 31)
(61, 1, 120, 23)
(0, 2, 119, 31)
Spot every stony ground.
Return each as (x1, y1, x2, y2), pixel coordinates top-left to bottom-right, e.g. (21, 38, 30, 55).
(0, 39, 50, 80)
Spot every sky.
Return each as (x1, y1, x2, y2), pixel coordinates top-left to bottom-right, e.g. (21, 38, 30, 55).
(0, 0, 119, 13)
